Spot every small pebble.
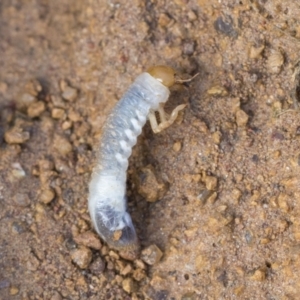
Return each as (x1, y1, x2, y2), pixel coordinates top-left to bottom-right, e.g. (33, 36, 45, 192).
(62, 120, 72, 130)
(231, 97, 241, 113)
(244, 231, 253, 245)
(39, 170, 57, 187)
(26, 254, 40, 271)
(214, 15, 238, 38)
(54, 159, 70, 173)
(231, 188, 242, 204)
(68, 110, 81, 122)
(197, 189, 213, 204)
(9, 286, 19, 296)
(195, 254, 207, 271)
(273, 150, 281, 159)
(109, 250, 120, 260)
(39, 188, 55, 204)
(143, 284, 168, 300)
(89, 257, 106, 275)
(38, 159, 54, 171)
(70, 246, 93, 269)
(113, 230, 123, 241)
(277, 193, 289, 212)
(141, 244, 163, 265)
(106, 261, 114, 270)
(173, 141, 182, 152)
(206, 192, 218, 204)
(249, 268, 266, 281)
(122, 278, 136, 294)
(73, 231, 102, 250)
(132, 269, 146, 281)
(182, 40, 195, 56)
(249, 44, 265, 59)
(59, 79, 68, 91)
(272, 100, 282, 111)
(13, 193, 31, 207)
(51, 108, 65, 119)
(17, 93, 36, 108)
(101, 245, 109, 256)
(116, 259, 126, 270)
(50, 291, 63, 300)
(234, 286, 245, 296)
(181, 292, 197, 300)
(120, 263, 133, 276)
(235, 109, 249, 127)
(249, 190, 261, 204)
(158, 13, 172, 27)
(51, 95, 66, 108)
(204, 176, 218, 191)
(134, 259, 146, 270)
(24, 80, 42, 96)
(27, 101, 46, 118)
(114, 275, 123, 285)
(4, 127, 30, 144)
(184, 226, 198, 238)
(267, 49, 284, 74)
(62, 86, 77, 101)
(187, 10, 197, 21)
(53, 135, 72, 155)
(119, 249, 139, 261)
(207, 85, 228, 96)
(35, 203, 47, 223)
(11, 221, 27, 234)
(136, 166, 167, 202)
(212, 131, 221, 144)
(11, 163, 26, 179)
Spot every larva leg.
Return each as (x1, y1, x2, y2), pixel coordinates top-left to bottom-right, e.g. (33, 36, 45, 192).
(158, 103, 168, 123)
(148, 110, 159, 132)
(149, 103, 187, 133)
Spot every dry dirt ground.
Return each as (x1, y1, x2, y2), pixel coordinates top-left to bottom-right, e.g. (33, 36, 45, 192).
(1, 0, 300, 299)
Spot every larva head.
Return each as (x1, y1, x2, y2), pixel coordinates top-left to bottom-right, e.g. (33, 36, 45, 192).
(147, 65, 176, 87)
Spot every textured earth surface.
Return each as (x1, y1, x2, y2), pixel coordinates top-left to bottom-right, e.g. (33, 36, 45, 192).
(1, 0, 300, 299)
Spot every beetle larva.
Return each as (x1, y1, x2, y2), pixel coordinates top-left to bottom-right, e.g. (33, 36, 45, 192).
(88, 66, 198, 259)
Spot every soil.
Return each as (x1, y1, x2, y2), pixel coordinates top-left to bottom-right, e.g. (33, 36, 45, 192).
(1, 0, 300, 299)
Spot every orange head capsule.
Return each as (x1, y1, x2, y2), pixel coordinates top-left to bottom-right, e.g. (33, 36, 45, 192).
(148, 65, 200, 87)
(147, 65, 176, 87)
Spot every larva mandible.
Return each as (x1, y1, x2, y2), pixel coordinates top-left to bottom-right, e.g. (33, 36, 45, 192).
(88, 65, 198, 259)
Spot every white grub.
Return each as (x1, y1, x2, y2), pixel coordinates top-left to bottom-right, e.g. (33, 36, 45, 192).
(88, 66, 198, 258)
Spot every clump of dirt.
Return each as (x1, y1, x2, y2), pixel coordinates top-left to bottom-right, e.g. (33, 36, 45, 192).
(1, 0, 300, 299)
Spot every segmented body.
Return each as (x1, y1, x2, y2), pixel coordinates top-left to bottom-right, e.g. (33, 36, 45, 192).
(88, 73, 170, 254)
